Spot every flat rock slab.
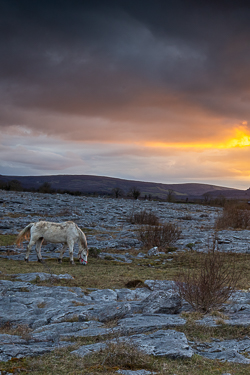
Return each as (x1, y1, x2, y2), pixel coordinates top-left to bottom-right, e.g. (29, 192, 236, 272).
(0, 336, 72, 362)
(144, 280, 175, 291)
(195, 338, 250, 364)
(13, 272, 73, 282)
(72, 329, 193, 359)
(141, 290, 182, 314)
(117, 314, 186, 334)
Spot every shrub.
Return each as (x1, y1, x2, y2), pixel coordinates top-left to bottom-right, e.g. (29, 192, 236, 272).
(112, 187, 124, 198)
(128, 209, 159, 225)
(175, 248, 241, 313)
(138, 223, 181, 250)
(129, 187, 141, 200)
(216, 202, 250, 229)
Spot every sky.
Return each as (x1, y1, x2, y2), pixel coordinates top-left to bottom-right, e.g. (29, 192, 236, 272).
(0, 0, 250, 189)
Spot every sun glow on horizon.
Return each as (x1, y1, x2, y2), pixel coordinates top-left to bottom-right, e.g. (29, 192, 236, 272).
(145, 126, 250, 150)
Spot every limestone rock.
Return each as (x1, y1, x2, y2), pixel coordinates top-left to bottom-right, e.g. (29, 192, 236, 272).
(141, 290, 182, 314)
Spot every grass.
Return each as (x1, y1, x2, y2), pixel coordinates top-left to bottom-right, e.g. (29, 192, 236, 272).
(0, 249, 249, 290)
(1, 343, 250, 374)
(0, 234, 16, 246)
(177, 316, 250, 342)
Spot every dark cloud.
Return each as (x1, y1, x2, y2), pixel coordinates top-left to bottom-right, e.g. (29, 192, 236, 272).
(1, 0, 250, 128)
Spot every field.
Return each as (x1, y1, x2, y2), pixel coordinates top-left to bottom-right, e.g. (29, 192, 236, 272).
(0, 191, 250, 374)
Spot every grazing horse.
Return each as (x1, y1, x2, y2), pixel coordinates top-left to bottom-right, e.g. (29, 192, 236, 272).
(16, 221, 88, 265)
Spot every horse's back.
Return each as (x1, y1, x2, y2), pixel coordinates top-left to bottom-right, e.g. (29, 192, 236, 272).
(31, 221, 78, 243)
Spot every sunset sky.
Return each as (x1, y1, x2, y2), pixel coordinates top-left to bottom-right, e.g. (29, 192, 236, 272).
(1, 0, 250, 189)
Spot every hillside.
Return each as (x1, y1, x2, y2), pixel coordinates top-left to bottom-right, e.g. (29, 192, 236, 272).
(0, 174, 242, 199)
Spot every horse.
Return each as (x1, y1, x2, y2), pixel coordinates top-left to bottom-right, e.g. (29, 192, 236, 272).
(16, 221, 88, 265)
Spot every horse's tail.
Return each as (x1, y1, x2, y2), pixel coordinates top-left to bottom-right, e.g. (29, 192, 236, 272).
(77, 226, 88, 254)
(16, 223, 34, 246)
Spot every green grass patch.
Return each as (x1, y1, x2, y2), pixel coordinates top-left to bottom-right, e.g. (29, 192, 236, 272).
(0, 234, 16, 246)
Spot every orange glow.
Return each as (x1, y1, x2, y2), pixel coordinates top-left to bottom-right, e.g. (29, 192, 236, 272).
(145, 126, 250, 150)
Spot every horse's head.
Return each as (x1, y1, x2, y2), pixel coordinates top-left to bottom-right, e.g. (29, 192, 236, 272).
(78, 247, 88, 265)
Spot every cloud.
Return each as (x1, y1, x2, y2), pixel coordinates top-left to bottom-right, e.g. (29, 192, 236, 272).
(0, 1, 250, 188)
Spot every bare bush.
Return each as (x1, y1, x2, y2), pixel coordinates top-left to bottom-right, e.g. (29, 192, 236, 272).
(175, 248, 241, 313)
(128, 209, 159, 225)
(216, 202, 250, 229)
(138, 223, 181, 250)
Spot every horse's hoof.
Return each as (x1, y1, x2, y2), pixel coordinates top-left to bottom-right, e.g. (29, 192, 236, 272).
(24, 258, 29, 263)
(37, 259, 44, 263)
(70, 261, 75, 266)
(58, 259, 62, 264)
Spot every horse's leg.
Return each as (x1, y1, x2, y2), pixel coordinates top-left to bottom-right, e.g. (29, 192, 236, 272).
(68, 241, 75, 265)
(58, 243, 67, 263)
(25, 239, 36, 262)
(35, 238, 43, 262)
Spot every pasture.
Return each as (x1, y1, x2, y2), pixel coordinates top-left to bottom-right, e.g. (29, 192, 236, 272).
(0, 191, 250, 374)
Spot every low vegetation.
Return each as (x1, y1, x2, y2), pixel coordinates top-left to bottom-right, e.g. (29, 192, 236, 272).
(128, 209, 159, 225)
(177, 317, 250, 342)
(138, 222, 182, 250)
(0, 248, 249, 290)
(1, 339, 250, 374)
(216, 201, 250, 229)
(0, 234, 16, 246)
(97, 338, 156, 371)
(175, 247, 242, 313)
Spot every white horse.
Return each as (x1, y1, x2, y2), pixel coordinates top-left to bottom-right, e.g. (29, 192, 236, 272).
(16, 221, 88, 265)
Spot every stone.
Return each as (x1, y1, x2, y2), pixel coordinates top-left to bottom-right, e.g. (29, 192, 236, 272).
(116, 288, 151, 302)
(144, 279, 175, 291)
(72, 329, 193, 359)
(88, 288, 118, 302)
(141, 290, 182, 314)
(14, 272, 73, 282)
(194, 338, 250, 364)
(117, 314, 186, 335)
(147, 247, 159, 256)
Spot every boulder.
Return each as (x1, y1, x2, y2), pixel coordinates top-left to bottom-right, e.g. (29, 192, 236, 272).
(141, 290, 182, 314)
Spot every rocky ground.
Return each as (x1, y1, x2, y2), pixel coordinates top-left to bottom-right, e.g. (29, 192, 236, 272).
(0, 190, 250, 374)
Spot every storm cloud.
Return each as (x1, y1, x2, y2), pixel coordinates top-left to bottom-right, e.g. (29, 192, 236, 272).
(1, 0, 250, 187)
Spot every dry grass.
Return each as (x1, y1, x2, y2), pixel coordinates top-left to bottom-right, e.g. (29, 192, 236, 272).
(138, 222, 182, 250)
(128, 209, 160, 225)
(97, 338, 156, 370)
(176, 319, 250, 342)
(0, 322, 32, 341)
(37, 302, 47, 308)
(175, 248, 242, 313)
(1, 343, 250, 374)
(216, 201, 250, 229)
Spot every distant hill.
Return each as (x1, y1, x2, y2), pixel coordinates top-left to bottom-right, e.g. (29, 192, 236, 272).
(0, 174, 245, 200)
